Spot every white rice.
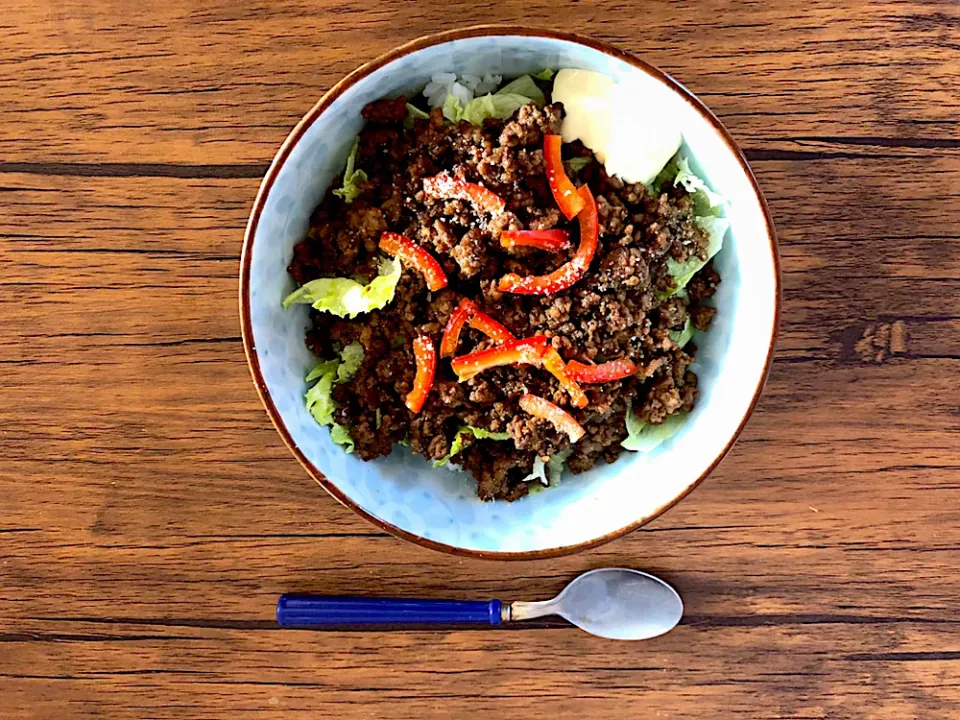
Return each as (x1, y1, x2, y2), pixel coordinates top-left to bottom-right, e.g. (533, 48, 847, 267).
(423, 73, 503, 109)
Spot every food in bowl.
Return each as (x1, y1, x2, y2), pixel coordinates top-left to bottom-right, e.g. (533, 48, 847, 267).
(282, 67, 728, 502)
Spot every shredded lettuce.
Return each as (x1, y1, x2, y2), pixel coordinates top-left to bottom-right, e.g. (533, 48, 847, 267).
(565, 156, 592, 172)
(305, 369, 337, 426)
(329, 423, 355, 453)
(547, 449, 573, 483)
(460, 93, 532, 126)
(444, 74, 543, 126)
(442, 93, 465, 123)
(433, 425, 511, 468)
(404, 102, 430, 129)
(525, 448, 574, 490)
(305, 358, 338, 383)
(674, 157, 725, 217)
(283, 257, 402, 317)
(522, 457, 549, 486)
(622, 411, 688, 452)
(304, 343, 364, 451)
(496, 75, 545, 106)
(668, 318, 695, 348)
(332, 138, 367, 204)
(649, 154, 728, 296)
(665, 215, 728, 293)
(337, 342, 364, 382)
(532, 68, 555, 81)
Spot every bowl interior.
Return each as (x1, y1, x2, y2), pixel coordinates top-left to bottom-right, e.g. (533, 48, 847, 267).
(245, 33, 777, 555)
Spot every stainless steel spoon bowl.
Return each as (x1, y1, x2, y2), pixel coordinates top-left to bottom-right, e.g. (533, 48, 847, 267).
(506, 568, 683, 640)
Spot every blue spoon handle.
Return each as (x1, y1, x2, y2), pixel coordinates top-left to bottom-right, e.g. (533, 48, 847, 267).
(277, 595, 503, 627)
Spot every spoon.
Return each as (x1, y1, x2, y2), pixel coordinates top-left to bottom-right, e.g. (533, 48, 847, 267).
(277, 568, 683, 640)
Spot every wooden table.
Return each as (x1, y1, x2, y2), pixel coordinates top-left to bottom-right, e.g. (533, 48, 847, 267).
(2, 1, 958, 718)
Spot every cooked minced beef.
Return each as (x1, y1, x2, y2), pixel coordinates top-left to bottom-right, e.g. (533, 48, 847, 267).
(289, 98, 720, 501)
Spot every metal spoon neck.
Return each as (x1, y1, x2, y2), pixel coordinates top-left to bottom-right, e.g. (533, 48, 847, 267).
(504, 597, 561, 623)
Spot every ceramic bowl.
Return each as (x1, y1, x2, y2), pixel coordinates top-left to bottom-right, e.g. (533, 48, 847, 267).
(240, 26, 779, 559)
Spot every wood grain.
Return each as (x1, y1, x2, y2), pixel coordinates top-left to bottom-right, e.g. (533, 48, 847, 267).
(1, 1, 959, 718)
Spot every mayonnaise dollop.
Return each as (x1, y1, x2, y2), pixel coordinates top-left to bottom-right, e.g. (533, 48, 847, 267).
(552, 69, 682, 185)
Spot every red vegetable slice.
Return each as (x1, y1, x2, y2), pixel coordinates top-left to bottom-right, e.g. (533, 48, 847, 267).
(451, 336, 550, 382)
(423, 174, 505, 215)
(496, 185, 599, 295)
(468, 308, 515, 345)
(500, 229, 571, 252)
(544, 134, 586, 220)
(519, 393, 586, 443)
(379, 232, 448, 292)
(406, 335, 437, 414)
(440, 298, 476, 358)
(566, 358, 638, 384)
(541, 348, 588, 408)
(440, 299, 515, 358)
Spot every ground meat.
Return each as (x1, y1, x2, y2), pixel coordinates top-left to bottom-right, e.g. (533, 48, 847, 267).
(690, 304, 717, 331)
(686, 261, 721, 303)
(657, 296, 688, 330)
(287, 94, 720, 501)
(450, 228, 486, 278)
(361, 96, 408, 124)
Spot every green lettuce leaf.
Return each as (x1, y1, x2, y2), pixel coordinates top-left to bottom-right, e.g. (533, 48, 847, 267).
(332, 138, 367, 204)
(433, 425, 511, 468)
(531, 68, 555, 81)
(460, 93, 530, 126)
(404, 102, 430, 129)
(330, 423, 355, 453)
(443, 94, 465, 123)
(304, 344, 364, 448)
(528, 448, 573, 494)
(522, 457, 549, 486)
(565, 156, 592, 172)
(674, 156, 725, 217)
(650, 155, 728, 296)
(546, 448, 573, 483)
(665, 215, 728, 294)
(447, 74, 543, 127)
(668, 318, 695, 348)
(496, 75, 545, 105)
(622, 411, 688, 452)
(522, 446, 575, 486)
(305, 369, 337, 426)
(283, 257, 402, 317)
(305, 358, 338, 383)
(337, 342, 364, 382)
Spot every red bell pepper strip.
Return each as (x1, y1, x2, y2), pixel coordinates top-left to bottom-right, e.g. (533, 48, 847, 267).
(379, 232, 448, 292)
(406, 335, 437, 414)
(440, 298, 476, 358)
(566, 358, 638, 384)
(544, 134, 586, 220)
(519, 393, 586, 443)
(440, 299, 516, 358)
(423, 175, 505, 215)
(468, 308, 515, 345)
(496, 185, 599, 295)
(451, 336, 550, 382)
(500, 229, 571, 252)
(541, 347, 588, 408)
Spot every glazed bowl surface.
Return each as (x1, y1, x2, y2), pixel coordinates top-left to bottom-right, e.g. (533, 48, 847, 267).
(240, 27, 780, 558)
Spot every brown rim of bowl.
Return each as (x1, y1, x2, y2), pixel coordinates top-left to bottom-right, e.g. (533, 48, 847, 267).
(239, 25, 781, 561)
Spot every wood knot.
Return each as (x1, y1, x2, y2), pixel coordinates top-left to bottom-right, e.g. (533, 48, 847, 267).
(854, 320, 907, 363)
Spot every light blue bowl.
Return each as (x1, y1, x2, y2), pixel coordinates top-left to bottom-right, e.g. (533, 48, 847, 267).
(240, 27, 779, 559)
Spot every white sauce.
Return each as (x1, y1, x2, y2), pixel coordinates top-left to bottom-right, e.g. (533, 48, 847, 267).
(552, 69, 682, 185)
